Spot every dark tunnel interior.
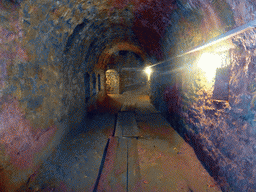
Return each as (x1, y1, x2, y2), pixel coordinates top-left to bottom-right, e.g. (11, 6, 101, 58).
(1, 0, 256, 191)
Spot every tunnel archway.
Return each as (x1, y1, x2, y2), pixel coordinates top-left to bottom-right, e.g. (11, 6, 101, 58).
(96, 42, 146, 70)
(99, 46, 148, 95)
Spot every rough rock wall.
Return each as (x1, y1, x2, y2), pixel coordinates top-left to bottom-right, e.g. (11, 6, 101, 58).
(0, 0, 116, 190)
(151, 0, 256, 191)
(1, 0, 158, 188)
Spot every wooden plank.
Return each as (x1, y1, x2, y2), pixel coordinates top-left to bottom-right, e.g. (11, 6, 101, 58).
(136, 138, 177, 192)
(96, 136, 119, 192)
(134, 113, 183, 144)
(116, 112, 139, 137)
(96, 137, 128, 192)
(111, 137, 128, 192)
(114, 113, 123, 137)
(127, 138, 142, 192)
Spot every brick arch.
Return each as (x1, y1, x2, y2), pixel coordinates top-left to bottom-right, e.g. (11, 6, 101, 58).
(95, 42, 146, 70)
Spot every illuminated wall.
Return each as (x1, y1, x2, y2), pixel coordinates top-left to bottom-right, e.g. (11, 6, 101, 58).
(106, 69, 119, 94)
(150, 0, 256, 191)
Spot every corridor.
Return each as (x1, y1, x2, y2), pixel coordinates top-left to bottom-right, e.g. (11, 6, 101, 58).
(25, 94, 221, 192)
(1, 0, 256, 191)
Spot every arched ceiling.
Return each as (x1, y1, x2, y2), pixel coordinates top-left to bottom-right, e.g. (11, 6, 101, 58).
(109, 0, 177, 60)
(61, 0, 238, 72)
(96, 42, 146, 70)
(63, 0, 178, 70)
(84, 0, 235, 69)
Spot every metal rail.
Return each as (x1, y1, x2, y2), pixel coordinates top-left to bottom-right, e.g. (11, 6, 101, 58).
(149, 19, 256, 68)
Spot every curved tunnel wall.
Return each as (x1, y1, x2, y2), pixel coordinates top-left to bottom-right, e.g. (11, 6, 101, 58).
(150, 0, 256, 191)
(0, 0, 135, 190)
(0, 0, 256, 191)
(0, 0, 147, 189)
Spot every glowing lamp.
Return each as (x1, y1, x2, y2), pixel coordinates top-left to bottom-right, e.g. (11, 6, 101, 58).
(197, 53, 223, 82)
(145, 67, 152, 75)
(144, 67, 153, 81)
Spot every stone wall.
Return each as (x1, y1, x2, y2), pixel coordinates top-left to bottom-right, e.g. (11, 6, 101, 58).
(150, 0, 256, 191)
(0, 0, 114, 190)
(0, 0, 153, 188)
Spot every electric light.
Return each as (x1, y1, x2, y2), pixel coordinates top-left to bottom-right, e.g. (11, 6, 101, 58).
(197, 53, 223, 82)
(144, 67, 153, 81)
(145, 67, 152, 76)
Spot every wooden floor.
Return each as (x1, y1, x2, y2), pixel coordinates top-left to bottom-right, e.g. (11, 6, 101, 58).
(24, 94, 222, 192)
(95, 94, 222, 192)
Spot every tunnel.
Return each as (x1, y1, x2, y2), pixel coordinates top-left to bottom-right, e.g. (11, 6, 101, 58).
(1, 0, 256, 191)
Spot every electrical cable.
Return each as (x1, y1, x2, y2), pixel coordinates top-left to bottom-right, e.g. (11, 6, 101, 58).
(148, 19, 256, 68)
